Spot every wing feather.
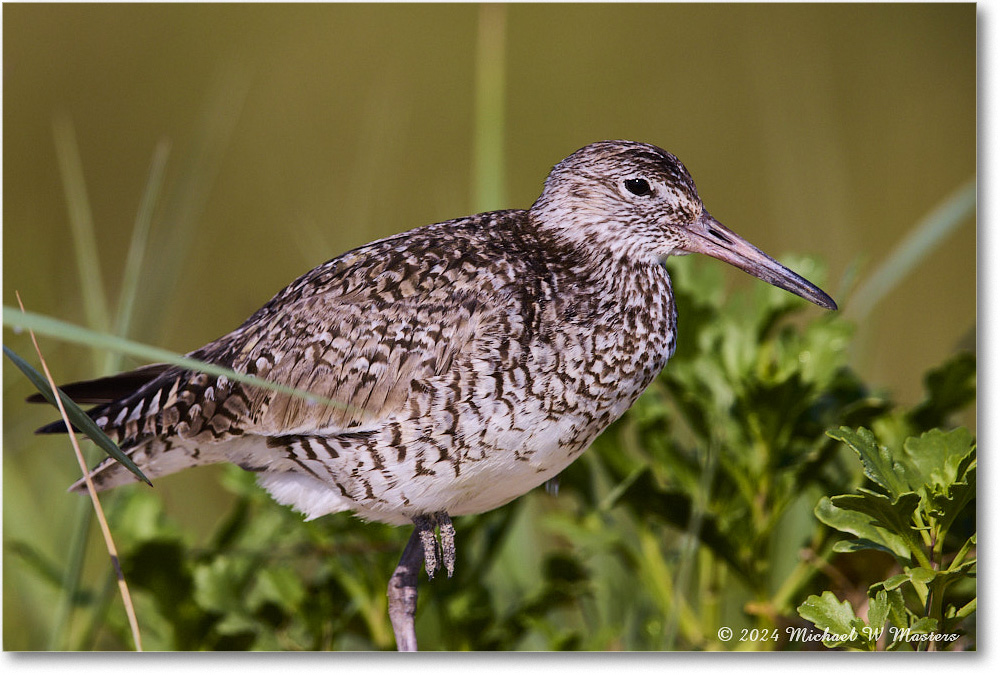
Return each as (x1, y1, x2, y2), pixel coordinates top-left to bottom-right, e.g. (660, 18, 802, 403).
(35, 213, 526, 495)
(214, 289, 493, 435)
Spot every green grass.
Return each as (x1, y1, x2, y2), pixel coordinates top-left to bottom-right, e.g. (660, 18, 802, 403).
(472, 3, 508, 213)
(847, 177, 976, 322)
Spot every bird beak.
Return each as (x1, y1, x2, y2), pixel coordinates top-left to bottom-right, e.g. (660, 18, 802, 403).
(676, 211, 837, 310)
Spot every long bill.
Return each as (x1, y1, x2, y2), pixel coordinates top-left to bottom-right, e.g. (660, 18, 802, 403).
(676, 211, 838, 310)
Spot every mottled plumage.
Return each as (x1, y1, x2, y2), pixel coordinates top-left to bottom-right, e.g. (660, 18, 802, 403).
(36, 142, 834, 626)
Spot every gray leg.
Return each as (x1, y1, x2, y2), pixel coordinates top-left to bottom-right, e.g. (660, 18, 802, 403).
(386, 513, 457, 651)
(387, 527, 423, 652)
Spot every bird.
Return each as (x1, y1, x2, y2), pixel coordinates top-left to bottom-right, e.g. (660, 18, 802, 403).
(31, 140, 836, 650)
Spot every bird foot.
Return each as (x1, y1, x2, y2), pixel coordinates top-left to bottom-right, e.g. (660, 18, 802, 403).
(413, 512, 455, 579)
(438, 514, 455, 578)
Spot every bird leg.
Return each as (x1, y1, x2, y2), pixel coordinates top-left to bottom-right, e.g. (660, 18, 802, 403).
(387, 513, 456, 652)
(387, 527, 423, 652)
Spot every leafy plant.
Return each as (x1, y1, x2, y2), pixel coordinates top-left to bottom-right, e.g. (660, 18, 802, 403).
(4, 109, 975, 649)
(798, 426, 975, 650)
(7, 252, 977, 651)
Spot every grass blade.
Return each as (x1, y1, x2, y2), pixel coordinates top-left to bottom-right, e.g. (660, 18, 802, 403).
(11, 295, 144, 651)
(3, 307, 349, 411)
(848, 177, 976, 320)
(52, 114, 111, 349)
(472, 3, 507, 212)
(133, 66, 250, 341)
(3, 345, 150, 486)
(111, 139, 171, 368)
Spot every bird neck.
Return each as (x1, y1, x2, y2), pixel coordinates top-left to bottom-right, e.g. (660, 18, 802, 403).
(522, 213, 672, 317)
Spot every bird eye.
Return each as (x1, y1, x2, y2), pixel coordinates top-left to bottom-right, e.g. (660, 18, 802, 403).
(624, 178, 652, 196)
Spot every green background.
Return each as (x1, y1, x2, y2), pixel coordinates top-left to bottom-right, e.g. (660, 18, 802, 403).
(3, 3, 975, 650)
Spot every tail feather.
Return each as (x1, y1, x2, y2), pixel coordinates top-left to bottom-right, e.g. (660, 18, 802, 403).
(27, 363, 171, 407)
(36, 418, 80, 435)
(32, 364, 224, 444)
(34, 363, 254, 493)
(68, 437, 226, 493)
(30, 363, 173, 434)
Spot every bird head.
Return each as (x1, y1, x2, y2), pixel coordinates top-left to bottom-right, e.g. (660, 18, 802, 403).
(531, 140, 837, 310)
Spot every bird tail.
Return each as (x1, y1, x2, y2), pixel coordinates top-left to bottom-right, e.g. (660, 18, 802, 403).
(28, 363, 172, 434)
(66, 436, 223, 493)
(27, 363, 229, 493)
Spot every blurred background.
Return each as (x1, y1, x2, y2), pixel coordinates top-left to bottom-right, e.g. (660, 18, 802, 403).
(3, 3, 975, 650)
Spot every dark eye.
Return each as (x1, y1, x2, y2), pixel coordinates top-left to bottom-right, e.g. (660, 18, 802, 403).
(624, 178, 652, 196)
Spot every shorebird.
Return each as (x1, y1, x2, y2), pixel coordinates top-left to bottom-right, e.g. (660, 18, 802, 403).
(33, 140, 836, 650)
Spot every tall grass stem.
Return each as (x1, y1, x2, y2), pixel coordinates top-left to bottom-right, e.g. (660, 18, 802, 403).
(110, 140, 171, 371)
(133, 67, 250, 341)
(52, 114, 111, 364)
(848, 177, 976, 320)
(16, 294, 143, 651)
(472, 3, 507, 213)
(665, 436, 720, 648)
(49, 114, 113, 648)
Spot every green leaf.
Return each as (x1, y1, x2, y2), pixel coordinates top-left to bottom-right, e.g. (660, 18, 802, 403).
(867, 589, 890, 635)
(193, 557, 251, 615)
(215, 613, 258, 636)
(827, 426, 909, 498)
(815, 497, 912, 559)
(3, 344, 151, 486)
(611, 467, 752, 581)
(797, 591, 868, 648)
(910, 560, 977, 588)
(906, 566, 936, 585)
(247, 566, 306, 612)
(908, 617, 939, 634)
(930, 462, 976, 524)
(798, 591, 856, 635)
(928, 462, 975, 526)
(903, 429, 976, 539)
(884, 587, 909, 631)
(902, 428, 975, 496)
(830, 489, 922, 554)
(908, 352, 976, 430)
(871, 573, 910, 592)
(868, 560, 976, 614)
(830, 539, 892, 555)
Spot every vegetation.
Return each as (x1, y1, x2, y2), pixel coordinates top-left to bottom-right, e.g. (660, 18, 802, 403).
(5, 252, 975, 650)
(798, 426, 975, 650)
